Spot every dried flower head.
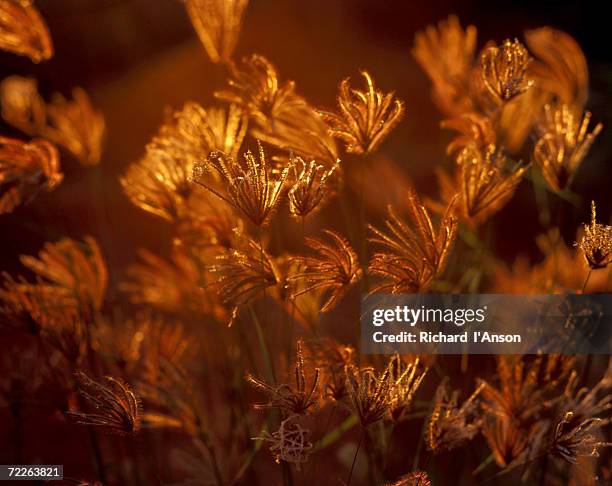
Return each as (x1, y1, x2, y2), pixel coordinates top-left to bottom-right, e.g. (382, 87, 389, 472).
(174, 190, 243, 250)
(576, 201, 612, 269)
(193, 142, 288, 227)
(525, 27, 589, 113)
(369, 189, 458, 293)
(247, 340, 319, 416)
(43, 88, 105, 166)
(482, 415, 540, 468)
(0, 77, 105, 165)
(551, 412, 611, 464)
(2, 236, 107, 318)
(0, 0, 53, 62)
(561, 366, 612, 423)
(288, 230, 362, 312)
(412, 15, 477, 117)
(287, 156, 339, 218)
(304, 338, 355, 402)
(441, 112, 496, 156)
(150, 103, 247, 170)
(0, 136, 61, 214)
(386, 471, 431, 486)
(217, 55, 338, 165)
(121, 248, 217, 317)
(256, 415, 313, 470)
(320, 71, 404, 155)
(216, 54, 301, 128)
(0, 76, 46, 134)
(184, 0, 248, 64)
(533, 104, 602, 192)
(438, 144, 527, 226)
(345, 365, 392, 427)
(479, 355, 575, 423)
(122, 103, 246, 221)
(481, 39, 533, 103)
(427, 380, 483, 453)
(387, 355, 428, 422)
(210, 236, 280, 323)
(69, 371, 142, 436)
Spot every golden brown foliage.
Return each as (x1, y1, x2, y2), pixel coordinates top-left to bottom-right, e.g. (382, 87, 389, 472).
(0, 135, 61, 214)
(369, 189, 458, 292)
(184, 0, 248, 64)
(0, 0, 53, 62)
(320, 71, 404, 155)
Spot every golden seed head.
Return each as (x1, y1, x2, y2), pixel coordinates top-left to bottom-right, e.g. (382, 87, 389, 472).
(576, 201, 612, 269)
(193, 142, 288, 227)
(533, 104, 602, 192)
(288, 230, 362, 312)
(287, 156, 340, 218)
(184, 0, 248, 64)
(68, 371, 142, 436)
(319, 71, 404, 155)
(369, 188, 458, 293)
(0, 135, 62, 214)
(452, 143, 527, 225)
(0, 0, 53, 63)
(481, 38, 533, 103)
(412, 15, 477, 117)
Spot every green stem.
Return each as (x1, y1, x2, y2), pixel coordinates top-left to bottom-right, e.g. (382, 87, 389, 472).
(313, 414, 358, 451)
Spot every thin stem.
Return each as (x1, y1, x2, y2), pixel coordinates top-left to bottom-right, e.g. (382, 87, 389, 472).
(347, 430, 364, 486)
(249, 305, 276, 384)
(582, 269, 592, 294)
(359, 157, 369, 290)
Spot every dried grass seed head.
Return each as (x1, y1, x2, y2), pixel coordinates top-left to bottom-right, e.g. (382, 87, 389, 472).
(320, 71, 404, 155)
(576, 201, 612, 270)
(0, 0, 53, 63)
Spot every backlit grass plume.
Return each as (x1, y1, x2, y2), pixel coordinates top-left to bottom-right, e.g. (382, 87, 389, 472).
(0, 135, 61, 214)
(193, 142, 288, 227)
(0, 0, 53, 63)
(288, 230, 362, 312)
(369, 189, 458, 293)
(320, 71, 404, 155)
(69, 371, 141, 436)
